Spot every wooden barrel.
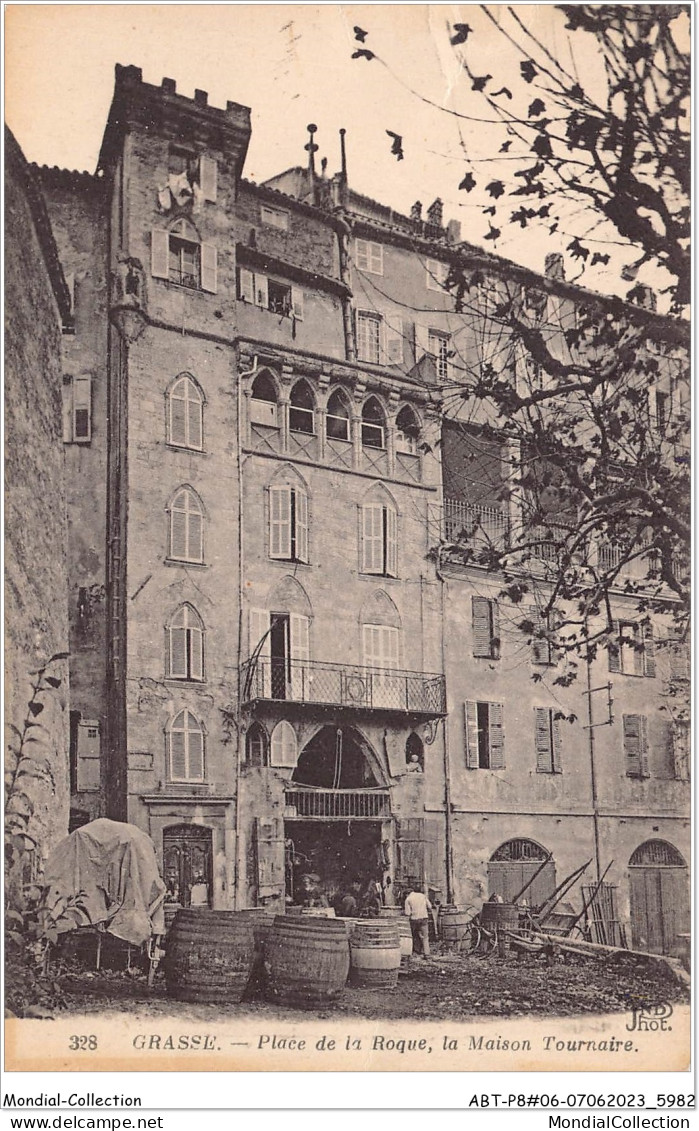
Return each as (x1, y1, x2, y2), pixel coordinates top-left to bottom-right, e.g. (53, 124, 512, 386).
(350, 921, 401, 988)
(263, 916, 350, 1006)
(480, 901, 520, 954)
(286, 906, 337, 918)
(439, 906, 471, 948)
(164, 909, 271, 1002)
(396, 916, 413, 962)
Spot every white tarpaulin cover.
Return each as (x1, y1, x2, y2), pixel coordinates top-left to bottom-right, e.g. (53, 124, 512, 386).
(44, 819, 166, 945)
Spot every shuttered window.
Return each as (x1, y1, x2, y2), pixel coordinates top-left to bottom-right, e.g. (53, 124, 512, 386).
(623, 714, 649, 778)
(168, 710, 205, 781)
(361, 503, 397, 576)
(530, 606, 558, 665)
(169, 487, 204, 563)
(151, 225, 217, 292)
(472, 596, 500, 659)
(357, 312, 382, 364)
(464, 701, 505, 769)
(269, 485, 309, 562)
(270, 720, 298, 768)
(356, 239, 383, 275)
(198, 155, 217, 203)
(608, 620, 655, 676)
(167, 604, 204, 681)
(168, 375, 203, 449)
(534, 707, 562, 773)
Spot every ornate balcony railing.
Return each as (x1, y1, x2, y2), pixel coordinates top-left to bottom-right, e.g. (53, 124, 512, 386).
(284, 787, 391, 819)
(241, 658, 446, 718)
(443, 499, 510, 549)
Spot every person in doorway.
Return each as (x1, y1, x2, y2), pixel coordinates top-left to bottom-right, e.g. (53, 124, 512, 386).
(404, 881, 432, 957)
(335, 877, 363, 917)
(298, 873, 329, 908)
(189, 874, 209, 907)
(360, 878, 382, 918)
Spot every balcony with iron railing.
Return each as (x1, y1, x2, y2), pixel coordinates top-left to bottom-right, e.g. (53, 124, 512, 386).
(284, 786, 391, 820)
(443, 499, 510, 550)
(240, 658, 446, 719)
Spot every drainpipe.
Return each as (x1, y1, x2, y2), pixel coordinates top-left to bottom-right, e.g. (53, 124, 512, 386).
(435, 545, 455, 904)
(584, 621, 603, 882)
(234, 353, 258, 908)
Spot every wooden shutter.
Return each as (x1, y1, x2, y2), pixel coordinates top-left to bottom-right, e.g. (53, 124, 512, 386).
(534, 707, 553, 772)
(187, 721, 204, 780)
(270, 720, 298, 768)
(415, 323, 430, 362)
(72, 376, 92, 442)
(362, 623, 381, 668)
(291, 287, 304, 320)
(290, 614, 310, 700)
(189, 619, 204, 681)
(551, 713, 562, 773)
(187, 506, 203, 562)
(672, 723, 690, 781)
(464, 701, 479, 768)
(608, 620, 621, 672)
(255, 274, 268, 308)
(530, 606, 550, 664)
(396, 818, 428, 884)
(169, 622, 188, 678)
(170, 388, 187, 446)
(294, 489, 309, 562)
(255, 816, 285, 897)
(270, 485, 292, 559)
(200, 243, 217, 293)
(472, 596, 493, 657)
(385, 506, 397, 576)
(370, 242, 383, 274)
(249, 608, 271, 656)
(362, 503, 384, 572)
(198, 155, 217, 202)
(642, 622, 656, 677)
(384, 318, 403, 364)
(170, 499, 188, 559)
(638, 715, 649, 777)
(488, 702, 505, 769)
(490, 600, 500, 659)
(169, 718, 186, 779)
(356, 239, 369, 271)
(151, 228, 170, 279)
(239, 267, 255, 303)
(187, 386, 203, 449)
(623, 714, 644, 777)
(382, 626, 399, 669)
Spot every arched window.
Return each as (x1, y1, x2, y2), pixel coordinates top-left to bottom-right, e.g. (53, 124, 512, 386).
(168, 709, 205, 781)
(252, 370, 278, 403)
(169, 487, 204, 563)
(168, 374, 203, 450)
(361, 488, 397, 576)
(250, 370, 279, 428)
(361, 397, 386, 449)
(405, 732, 424, 772)
(326, 389, 351, 442)
(396, 405, 420, 455)
(167, 604, 204, 681)
(245, 723, 267, 767)
(289, 380, 315, 435)
(270, 720, 298, 768)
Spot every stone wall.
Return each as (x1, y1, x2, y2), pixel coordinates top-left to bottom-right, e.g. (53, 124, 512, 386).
(5, 132, 71, 862)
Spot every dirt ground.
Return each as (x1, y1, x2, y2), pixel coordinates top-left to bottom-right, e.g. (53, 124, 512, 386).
(49, 950, 688, 1023)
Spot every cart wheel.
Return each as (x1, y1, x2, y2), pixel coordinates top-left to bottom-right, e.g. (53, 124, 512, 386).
(462, 924, 482, 955)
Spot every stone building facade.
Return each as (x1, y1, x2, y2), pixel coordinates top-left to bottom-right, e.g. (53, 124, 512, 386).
(31, 65, 689, 953)
(5, 128, 73, 863)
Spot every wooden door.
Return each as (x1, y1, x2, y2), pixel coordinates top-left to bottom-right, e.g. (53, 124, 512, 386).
(488, 859, 556, 908)
(163, 824, 213, 909)
(630, 867, 689, 955)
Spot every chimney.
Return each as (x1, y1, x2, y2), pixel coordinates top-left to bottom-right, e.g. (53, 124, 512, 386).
(447, 218, 461, 244)
(544, 252, 565, 281)
(305, 123, 319, 204)
(410, 200, 422, 223)
(337, 128, 349, 209)
(426, 198, 443, 227)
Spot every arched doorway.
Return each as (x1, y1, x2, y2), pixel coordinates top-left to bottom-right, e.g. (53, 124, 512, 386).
(488, 839, 556, 907)
(163, 823, 213, 910)
(284, 725, 390, 909)
(629, 840, 689, 955)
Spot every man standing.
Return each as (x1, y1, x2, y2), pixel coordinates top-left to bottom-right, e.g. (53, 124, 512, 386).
(404, 881, 432, 957)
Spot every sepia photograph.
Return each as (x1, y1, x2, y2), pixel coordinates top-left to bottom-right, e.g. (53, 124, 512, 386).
(4, 2, 691, 1081)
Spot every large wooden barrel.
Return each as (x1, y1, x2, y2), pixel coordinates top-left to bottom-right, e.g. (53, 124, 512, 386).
(165, 909, 271, 1002)
(439, 906, 472, 949)
(286, 906, 337, 918)
(350, 921, 401, 988)
(263, 916, 350, 1006)
(480, 901, 520, 954)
